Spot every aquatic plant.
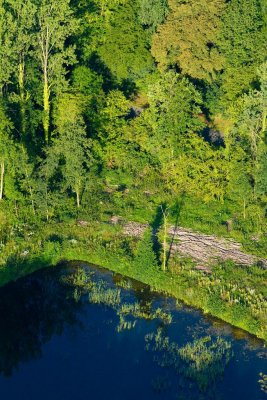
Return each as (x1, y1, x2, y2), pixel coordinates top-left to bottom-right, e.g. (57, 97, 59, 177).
(259, 373, 267, 393)
(117, 315, 137, 332)
(178, 336, 233, 390)
(120, 302, 172, 324)
(89, 284, 121, 307)
(145, 328, 233, 391)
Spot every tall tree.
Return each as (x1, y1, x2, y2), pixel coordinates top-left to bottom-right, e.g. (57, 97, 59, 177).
(0, 0, 15, 93)
(49, 117, 91, 208)
(35, 0, 77, 142)
(130, 71, 203, 160)
(0, 104, 14, 200)
(5, 0, 36, 139)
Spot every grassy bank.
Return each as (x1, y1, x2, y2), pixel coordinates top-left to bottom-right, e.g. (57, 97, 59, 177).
(0, 220, 266, 342)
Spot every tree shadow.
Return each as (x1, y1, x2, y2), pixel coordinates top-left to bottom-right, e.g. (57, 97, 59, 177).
(120, 78, 138, 99)
(166, 195, 185, 266)
(150, 203, 166, 266)
(0, 265, 82, 377)
(88, 52, 118, 92)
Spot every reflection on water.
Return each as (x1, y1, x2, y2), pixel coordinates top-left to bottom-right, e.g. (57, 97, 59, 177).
(0, 262, 266, 400)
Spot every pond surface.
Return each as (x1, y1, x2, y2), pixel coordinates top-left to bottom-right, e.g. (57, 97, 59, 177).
(0, 262, 266, 400)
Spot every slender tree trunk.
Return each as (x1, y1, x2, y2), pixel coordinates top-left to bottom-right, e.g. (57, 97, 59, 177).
(262, 107, 266, 134)
(14, 200, 19, 218)
(76, 190, 80, 208)
(29, 186, 35, 215)
(45, 187, 49, 221)
(243, 198, 246, 220)
(0, 160, 4, 200)
(43, 73, 50, 143)
(18, 55, 26, 139)
(162, 211, 167, 272)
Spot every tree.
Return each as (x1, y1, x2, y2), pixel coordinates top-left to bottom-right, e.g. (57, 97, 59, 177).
(161, 134, 228, 203)
(98, 90, 129, 141)
(15, 145, 36, 215)
(223, 64, 267, 219)
(4, 0, 36, 139)
(0, 104, 14, 200)
(49, 117, 91, 208)
(35, 0, 77, 142)
(0, 0, 15, 92)
(36, 143, 61, 220)
(138, 0, 168, 32)
(219, 0, 266, 102)
(94, 0, 127, 22)
(160, 204, 169, 272)
(96, 2, 155, 82)
(129, 71, 203, 162)
(151, 0, 225, 81)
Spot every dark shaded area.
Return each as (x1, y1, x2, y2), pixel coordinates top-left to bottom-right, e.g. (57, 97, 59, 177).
(166, 197, 185, 265)
(151, 204, 166, 264)
(88, 52, 118, 92)
(202, 127, 225, 146)
(0, 266, 81, 376)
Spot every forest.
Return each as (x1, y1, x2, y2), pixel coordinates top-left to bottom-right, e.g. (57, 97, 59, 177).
(0, 0, 266, 338)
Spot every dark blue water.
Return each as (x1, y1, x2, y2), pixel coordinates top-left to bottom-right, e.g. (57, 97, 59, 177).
(0, 263, 266, 400)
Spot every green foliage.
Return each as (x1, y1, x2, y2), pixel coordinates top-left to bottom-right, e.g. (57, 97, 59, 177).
(0, 0, 265, 241)
(96, 2, 155, 82)
(138, 0, 168, 32)
(151, 0, 225, 81)
(219, 0, 266, 102)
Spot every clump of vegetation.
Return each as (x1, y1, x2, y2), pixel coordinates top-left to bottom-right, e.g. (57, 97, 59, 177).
(145, 328, 233, 391)
(178, 336, 233, 390)
(119, 302, 172, 324)
(259, 373, 267, 394)
(89, 284, 122, 307)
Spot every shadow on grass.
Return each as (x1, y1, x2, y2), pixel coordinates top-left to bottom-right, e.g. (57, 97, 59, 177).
(150, 203, 166, 266)
(166, 196, 185, 266)
(0, 254, 55, 287)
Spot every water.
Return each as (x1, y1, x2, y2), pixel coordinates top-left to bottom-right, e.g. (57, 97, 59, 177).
(0, 262, 266, 400)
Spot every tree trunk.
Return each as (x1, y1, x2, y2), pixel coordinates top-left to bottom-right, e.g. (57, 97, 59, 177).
(262, 107, 266, 134)
(18, 56, 26, 139)
(0, 161, 4, 200)
(43, 75, 50, 143)
(76, 190, 80, 208)
(162, 213, 167, 272)
(243, 198, 246, 220)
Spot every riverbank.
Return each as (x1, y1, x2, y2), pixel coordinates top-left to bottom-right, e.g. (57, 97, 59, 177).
(0, 220, 266, 341)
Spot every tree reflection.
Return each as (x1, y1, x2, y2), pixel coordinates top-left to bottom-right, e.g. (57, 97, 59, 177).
(0, 266, 82, 376)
